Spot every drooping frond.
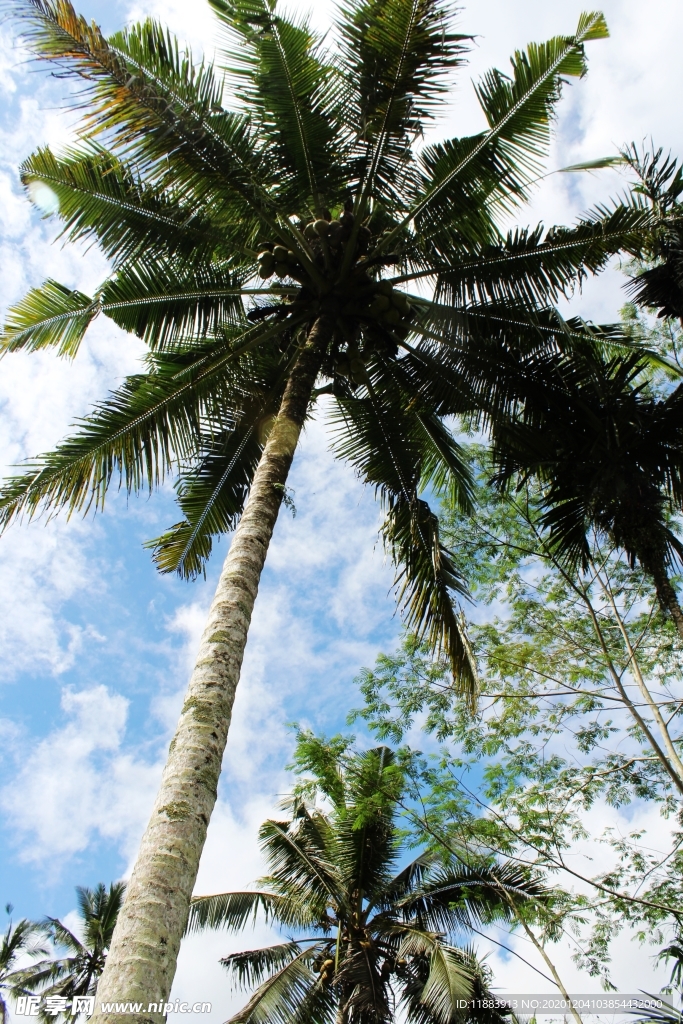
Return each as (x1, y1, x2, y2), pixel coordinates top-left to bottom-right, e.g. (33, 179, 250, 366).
(226, 947, 322, 1024)
(221, 941, 328, 991)
(399, 860, 553, 935)
(187, 891, 314, 933)
(0, 333, 279, 527)
(329, 382, 476, 694)
(147, 353, 291, 577)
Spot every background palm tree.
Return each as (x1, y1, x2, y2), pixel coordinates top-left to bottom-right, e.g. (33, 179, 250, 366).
(489, 348, 683, 638)
(0, 0, 653, 1015)
(0, 906, 48, 1024)
(14, 883, 125, 1022)
(622, 144, 683, 323)
(188, 738, 553, 1024)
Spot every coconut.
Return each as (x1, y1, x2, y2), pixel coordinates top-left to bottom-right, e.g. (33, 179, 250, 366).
(391, 290, 409, 313)
(304, 221, 318, 240)
(272, 244, 288, 262)
(286, 249, 298, 265)
(274, 263, 290, 278)
(258, 264, 274, 279)
(314, 219, 330, 237)
(383, 308, 401, 326)
(327, 220, 343, 244)
(376, 280, 394, 297)
(369, 294, 390, 315)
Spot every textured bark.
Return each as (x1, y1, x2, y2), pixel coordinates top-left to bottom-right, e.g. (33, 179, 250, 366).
(90, 317, 331, 1024)
(650, 558, 683, 642)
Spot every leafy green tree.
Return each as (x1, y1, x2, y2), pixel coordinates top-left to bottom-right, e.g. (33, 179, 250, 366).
(0, 906, 47, 1024)
(188, 735, 553, 1024)
(0, 0, 651, 1014)
(13, 884, 126, 1022)
(352, 461, 683, 988)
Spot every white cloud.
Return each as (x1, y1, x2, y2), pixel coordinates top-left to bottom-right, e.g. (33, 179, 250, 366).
(0, 685, 161, 867)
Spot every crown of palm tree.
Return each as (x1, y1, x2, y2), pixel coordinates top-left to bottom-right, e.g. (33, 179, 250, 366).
(187, 742, 554, 1024)
(0, 0, 652, 686)
(0, 908, 49, 1024)
(12, 883, 126, 1022)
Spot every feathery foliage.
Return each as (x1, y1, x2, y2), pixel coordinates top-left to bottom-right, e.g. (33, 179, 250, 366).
(188, 737, 554, 1024)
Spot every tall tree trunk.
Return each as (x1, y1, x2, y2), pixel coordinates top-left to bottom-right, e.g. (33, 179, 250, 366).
(91, 316, 332, 1024)
(650, 558, 683, 642)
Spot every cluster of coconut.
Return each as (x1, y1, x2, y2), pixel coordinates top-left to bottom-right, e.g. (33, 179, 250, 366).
(256, 245, 303, 281)
(317, 957, 335, 984)
(303, 207, 371, 256)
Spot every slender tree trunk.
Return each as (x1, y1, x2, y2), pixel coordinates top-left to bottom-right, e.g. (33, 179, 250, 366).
(91, 316, 332, 1024)
(511, 911, 583, 1024)
(650, 558, 683, 642)
(598, 572, 683, 788)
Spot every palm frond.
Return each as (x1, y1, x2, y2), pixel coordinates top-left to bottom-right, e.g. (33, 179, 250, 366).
(9, 0, 287, 233)
(98, 260, 248, 349)
(226, 947, 320, 1024)
(21, 144, 238, 268)
(400, 861, 553, 934)
(1, 279, 98, 357)
(210, 0, 346, 212)
(329, 385, 476, 694)
(258, 815, 342, 910)
(0, 331, 281, 528)
(187, 891, 312, 933)
(384, 11, 609, 246)
(221, 941, 327, 990)
(339, 0, 469, 204)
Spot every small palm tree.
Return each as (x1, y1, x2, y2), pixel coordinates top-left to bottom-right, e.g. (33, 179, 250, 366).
(15, 884, 125, 1021)
(0, 0, 651, 1014)
(0, 906, 48, 1024)
(490, 348, 683, 637)
(188, 739, 553, 1024)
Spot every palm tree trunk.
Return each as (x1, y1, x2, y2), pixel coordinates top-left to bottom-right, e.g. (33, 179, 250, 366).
(91, 315, 332, 1024)
(650, 558, 683, 642)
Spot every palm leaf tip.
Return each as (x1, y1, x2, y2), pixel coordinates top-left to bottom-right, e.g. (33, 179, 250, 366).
(0, 280, 98, 358)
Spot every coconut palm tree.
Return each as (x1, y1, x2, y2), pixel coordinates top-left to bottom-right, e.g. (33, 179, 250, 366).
(489, 347, 683, 637)
(13, 884, 125, 1022)
(188, 740, 553, 1024)
(0, 0, 652, 1016)
(0, 906, 48, 1024)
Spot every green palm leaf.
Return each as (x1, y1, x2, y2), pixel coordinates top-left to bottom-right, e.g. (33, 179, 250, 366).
(21, 144, 237, 267)
(339, 0, 469, 204)
(383, 11, 609, 248)
(0, 331, 283, 526)
(1, 279, 98, 357)
(187, 891, 312, 933)
(226, 947, 320, 1024)
(211, 0, 346, 212)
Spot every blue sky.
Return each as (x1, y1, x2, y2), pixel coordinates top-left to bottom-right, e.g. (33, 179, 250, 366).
(1, 0, 683, 1015)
